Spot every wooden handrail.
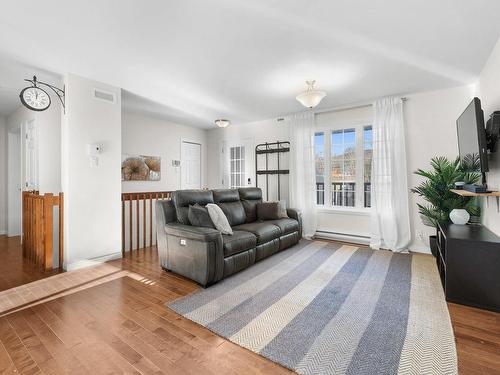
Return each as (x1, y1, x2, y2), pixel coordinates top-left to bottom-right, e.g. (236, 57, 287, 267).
(121, 191, 172, 254)
(22, 191, 64, 270)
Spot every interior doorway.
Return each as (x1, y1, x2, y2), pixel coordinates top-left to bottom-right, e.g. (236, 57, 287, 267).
(221, 138, 255, 189)
(7, 126, 22, 236)
(181, 141, 202, 189)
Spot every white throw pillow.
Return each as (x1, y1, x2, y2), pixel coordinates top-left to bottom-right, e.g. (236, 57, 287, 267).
(277, 200, 289, 218)
(206, 204, 233, 235)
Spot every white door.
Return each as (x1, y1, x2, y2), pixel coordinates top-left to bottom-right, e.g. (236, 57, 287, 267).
(24, 119, 39, 190)
(221, 139, 255, 189)
(7, 128, 22, 236)
(181, 141, 201, 189)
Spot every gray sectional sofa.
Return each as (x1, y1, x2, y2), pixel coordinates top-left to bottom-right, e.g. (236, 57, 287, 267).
(156, 187, 302, 287)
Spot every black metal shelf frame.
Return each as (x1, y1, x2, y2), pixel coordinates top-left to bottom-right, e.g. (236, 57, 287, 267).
(255, 141, 290, 200)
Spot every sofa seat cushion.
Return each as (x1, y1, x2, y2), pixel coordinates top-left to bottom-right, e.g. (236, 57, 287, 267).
(222, 231, 257, 257)
(232, 222, 281, 245)
(265, 218, 299, 235)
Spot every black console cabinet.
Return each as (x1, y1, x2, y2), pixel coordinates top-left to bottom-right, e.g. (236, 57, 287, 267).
(436, 223, 500, 312)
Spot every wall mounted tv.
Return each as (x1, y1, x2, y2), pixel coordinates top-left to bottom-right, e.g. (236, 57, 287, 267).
(456, 97, 488, 182)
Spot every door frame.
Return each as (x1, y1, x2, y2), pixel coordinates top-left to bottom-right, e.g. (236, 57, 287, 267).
(219, 137, 255, 189)
(180, 139, 202, 190)
(7, 124, 22, 237)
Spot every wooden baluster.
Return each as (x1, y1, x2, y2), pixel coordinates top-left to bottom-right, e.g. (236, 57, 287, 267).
(43, 193, 54, 270)
(29, 194, 33, 263)
(149, 193, 153, 247)
(34, 199, 40, 265)
(129, 194, 133, 252)
(155, 193, 159, 245)
(143, 194, 146, 249)
(22, 192, 26, 257)
(122, 197, 125, 255)
(31, 195, 35, 264)
(136, 195, 140, 251)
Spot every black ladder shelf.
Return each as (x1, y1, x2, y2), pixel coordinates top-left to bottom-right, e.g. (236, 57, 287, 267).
(255, 141, 290, 200)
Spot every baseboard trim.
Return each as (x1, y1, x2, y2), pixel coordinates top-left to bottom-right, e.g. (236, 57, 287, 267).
(315, 231, 370, 246)
(64, 251, 122, 271)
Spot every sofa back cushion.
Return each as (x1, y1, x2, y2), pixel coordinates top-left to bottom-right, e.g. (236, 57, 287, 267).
(238, 187, 263, 223)
(188, 204, 215, 228)
(213, 189, 246, 226)
(256, 202, 280, 220)
(172, 190, 214, 225)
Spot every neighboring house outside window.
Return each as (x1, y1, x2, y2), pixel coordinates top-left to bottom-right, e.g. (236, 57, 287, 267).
(314, 123, 372, 209)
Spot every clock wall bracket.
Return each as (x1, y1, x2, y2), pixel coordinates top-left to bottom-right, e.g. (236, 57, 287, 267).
(20, 75, 65, 112)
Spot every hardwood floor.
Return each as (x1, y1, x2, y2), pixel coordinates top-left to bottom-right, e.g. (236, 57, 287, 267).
(0, 242, 498, 374)
(0, 235, 62, 292)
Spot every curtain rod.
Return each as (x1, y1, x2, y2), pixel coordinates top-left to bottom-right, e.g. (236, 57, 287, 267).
(276, 97, 408, 122)
(313, 97, 408, 115)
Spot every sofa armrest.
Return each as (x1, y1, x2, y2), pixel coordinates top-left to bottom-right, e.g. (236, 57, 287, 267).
(156, 200, 176, 268)
(287, 208, 303, 237)
(161, 222, 224, 287)
(165, 222, 221, 242)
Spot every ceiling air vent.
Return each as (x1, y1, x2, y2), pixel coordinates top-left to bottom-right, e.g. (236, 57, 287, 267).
(92, 88, 116, 103)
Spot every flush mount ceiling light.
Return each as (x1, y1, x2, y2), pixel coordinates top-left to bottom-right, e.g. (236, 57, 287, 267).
(296, 80, 326, 109)
(215, 119, 230, 128)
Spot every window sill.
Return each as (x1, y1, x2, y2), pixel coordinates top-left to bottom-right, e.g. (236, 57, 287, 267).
(316, 206, 371, 216)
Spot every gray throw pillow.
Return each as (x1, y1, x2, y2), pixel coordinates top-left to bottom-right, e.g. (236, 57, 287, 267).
(257, 202, 280, 220)
(277, 200, 289, 218)
(188, 204, 215, 228)
(206, 203, 233, 235)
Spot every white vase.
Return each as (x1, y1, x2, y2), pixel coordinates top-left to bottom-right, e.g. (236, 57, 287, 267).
(450, 209, 470, 225)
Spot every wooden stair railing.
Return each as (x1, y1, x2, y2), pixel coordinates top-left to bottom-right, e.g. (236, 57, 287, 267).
(121, 191, 172, 254)
(22, 191, 64, 270)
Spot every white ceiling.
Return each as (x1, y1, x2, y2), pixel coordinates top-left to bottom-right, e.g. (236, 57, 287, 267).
(1, 0, 500, 127)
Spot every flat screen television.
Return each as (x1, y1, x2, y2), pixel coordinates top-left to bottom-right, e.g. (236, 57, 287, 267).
(456, 97, 488, 176)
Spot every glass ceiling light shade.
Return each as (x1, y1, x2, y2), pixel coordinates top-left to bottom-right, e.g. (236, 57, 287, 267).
(215, 119, 230, 128)
(296, 80, 327, 108)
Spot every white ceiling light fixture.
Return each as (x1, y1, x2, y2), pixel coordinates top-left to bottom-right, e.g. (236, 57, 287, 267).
(215, 119, 230, 128)
(296, 80, 326, 108)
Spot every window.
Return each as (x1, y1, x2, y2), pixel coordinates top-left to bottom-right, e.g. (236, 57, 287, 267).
(229, 146, 245, 188)
(331, 129, 356, 207)
(314, 124, 373, 209)
(363, 126, 373, 208)
(314, 133, 325, 205)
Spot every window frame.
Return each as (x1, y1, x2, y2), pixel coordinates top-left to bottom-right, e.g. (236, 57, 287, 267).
(315, 121, 373, 211)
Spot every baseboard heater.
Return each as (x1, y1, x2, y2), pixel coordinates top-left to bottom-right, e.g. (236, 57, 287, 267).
(315, 230, 370, 245)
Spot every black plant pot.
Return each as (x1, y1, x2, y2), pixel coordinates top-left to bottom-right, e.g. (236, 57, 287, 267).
(429, 235, 438, 257)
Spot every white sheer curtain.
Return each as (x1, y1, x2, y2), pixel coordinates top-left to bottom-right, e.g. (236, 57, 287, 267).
(370, 97, 411, 252)
(288, 111, 317, 239)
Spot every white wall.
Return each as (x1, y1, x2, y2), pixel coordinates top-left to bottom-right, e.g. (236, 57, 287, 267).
(62, 74, 122, 270)
(121, 112, 208, 192)
(206, 118, 289, 197)
(478, 37, 500, 236)
(0, 116, 6, 234)
(405, 85, 474, 251)
(207, 85, 474, 253)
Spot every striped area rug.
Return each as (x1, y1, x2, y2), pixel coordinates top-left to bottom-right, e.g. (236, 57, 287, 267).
(168, 240, 457, 375)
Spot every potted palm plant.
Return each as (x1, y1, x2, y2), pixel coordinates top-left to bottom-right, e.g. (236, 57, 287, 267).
(411, 156, 481, 256)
